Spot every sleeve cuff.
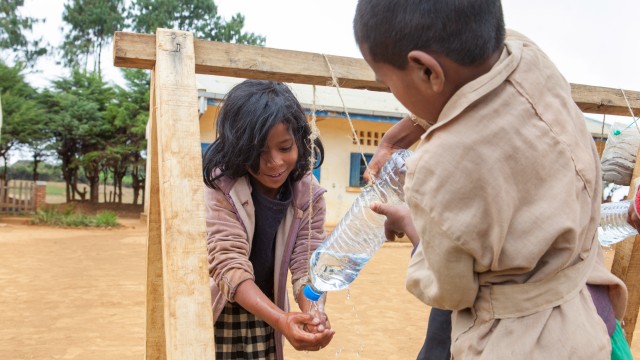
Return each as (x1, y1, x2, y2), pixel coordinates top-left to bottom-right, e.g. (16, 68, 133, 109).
(292, 275, 310, 302)
(409, 114, 432, 130)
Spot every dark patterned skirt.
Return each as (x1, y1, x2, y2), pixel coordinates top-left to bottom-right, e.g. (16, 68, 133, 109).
(214, 301, 277, 359)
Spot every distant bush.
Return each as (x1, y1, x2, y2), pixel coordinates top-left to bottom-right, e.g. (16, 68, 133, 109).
(8, 162, 65, 182)
(31, 208, 119, 228)
(94, 211, 118, 227)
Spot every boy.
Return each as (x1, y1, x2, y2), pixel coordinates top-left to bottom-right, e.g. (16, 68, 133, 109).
(354, 0, 630, 358)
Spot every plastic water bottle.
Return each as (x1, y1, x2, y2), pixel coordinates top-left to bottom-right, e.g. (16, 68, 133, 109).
(304, 149, 412, 301)
(599, 200, 638, 247)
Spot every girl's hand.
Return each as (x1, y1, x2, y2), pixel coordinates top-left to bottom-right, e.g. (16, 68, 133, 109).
(275, 312, 334, 351)
(304, 309, 331, 333)
(370, 202, 420, 246)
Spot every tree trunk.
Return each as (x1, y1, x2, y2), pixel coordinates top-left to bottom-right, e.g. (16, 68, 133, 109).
(89, 175, 100, 203)
(103, 169, 108, 202)
(131, 165, 144, 205)
(32, 156, 40, 182)
(1, 153, 8, 186)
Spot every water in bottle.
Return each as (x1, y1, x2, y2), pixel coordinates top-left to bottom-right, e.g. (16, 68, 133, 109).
(599, 200, 638, 247)
(304, 149, 412, 300)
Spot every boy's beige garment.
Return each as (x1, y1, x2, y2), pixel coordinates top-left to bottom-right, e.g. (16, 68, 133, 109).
(405, 31, 627, 359)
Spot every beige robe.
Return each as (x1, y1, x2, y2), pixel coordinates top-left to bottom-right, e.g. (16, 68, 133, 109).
(405, 31, 628, 359)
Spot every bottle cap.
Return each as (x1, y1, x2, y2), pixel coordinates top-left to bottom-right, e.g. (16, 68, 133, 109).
(303, 284, 323, 301)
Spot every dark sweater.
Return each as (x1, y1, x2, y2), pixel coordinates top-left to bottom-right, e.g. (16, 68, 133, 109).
(248, 179, 292, 300)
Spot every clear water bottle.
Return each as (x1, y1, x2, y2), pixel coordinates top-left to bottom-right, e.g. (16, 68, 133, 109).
(599, 200, 638, 247)
(304, 149, 412, 301)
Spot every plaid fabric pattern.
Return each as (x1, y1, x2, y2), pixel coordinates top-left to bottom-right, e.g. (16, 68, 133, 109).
(215, 301, 277, 359)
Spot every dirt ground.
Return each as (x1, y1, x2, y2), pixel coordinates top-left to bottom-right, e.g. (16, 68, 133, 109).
(0, 215, 638, 359)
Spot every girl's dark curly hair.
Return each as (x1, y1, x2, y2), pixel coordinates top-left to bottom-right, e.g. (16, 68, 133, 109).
(203, 79, 324, 189)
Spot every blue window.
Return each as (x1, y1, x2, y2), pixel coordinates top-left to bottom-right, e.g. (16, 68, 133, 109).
(312, 167, 321, 182)
(201, 143, 210, 154)
(349, 153, 373, 187)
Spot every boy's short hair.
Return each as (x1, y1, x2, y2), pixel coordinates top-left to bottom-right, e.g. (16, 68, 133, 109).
(354, 0, 506, 68)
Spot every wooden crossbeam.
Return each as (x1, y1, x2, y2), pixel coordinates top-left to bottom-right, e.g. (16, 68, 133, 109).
(114, 31, 640, 117)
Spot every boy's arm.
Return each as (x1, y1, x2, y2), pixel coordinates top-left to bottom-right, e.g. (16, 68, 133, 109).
(364, 115, 428, 182)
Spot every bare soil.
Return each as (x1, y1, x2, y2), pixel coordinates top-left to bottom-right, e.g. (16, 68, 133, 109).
(0, 215, 637, 359)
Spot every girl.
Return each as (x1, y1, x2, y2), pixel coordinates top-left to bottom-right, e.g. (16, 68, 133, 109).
(203, 79, 334, 359)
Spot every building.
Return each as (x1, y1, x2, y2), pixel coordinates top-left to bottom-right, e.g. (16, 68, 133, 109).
(196, 74, 613, 228)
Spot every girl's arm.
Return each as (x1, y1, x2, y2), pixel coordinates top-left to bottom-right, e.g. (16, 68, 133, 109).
(289, 177, 327, 300)
(205, 186, 254, 299)
(289, 175, 331, 332)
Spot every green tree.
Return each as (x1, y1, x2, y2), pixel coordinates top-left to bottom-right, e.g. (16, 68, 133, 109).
(105, 68, 149, 205)
(60, 0, 126, 75)
(0, 0, 48, 163)
(128, 0, 265, 44)
(17, 90, 50, 182)
(0, 0, 47, 66)
(0, 61, 43, 185)
(44, 69, 115, 202)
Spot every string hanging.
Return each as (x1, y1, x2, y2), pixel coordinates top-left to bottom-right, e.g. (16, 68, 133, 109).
(322, 54, 371, 182)
(612, 88, 639, 135)
(306, 85, 320, 261)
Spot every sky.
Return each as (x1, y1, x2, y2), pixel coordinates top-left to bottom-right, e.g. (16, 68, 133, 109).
(20, 0, 640, 90)
(11, 0, 640, 197)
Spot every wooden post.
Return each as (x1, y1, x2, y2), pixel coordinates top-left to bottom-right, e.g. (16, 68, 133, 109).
(146, 29, 215, 358)
(611, 148, 640, 345)
(145, 70, 166, 360)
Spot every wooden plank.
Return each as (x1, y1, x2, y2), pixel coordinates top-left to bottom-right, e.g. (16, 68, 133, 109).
(16, 182, 20, 211)
(27, 182, 31, 211)
(145, 70, 166, 360)
(193, 40, 384, 90)
(611, 236, 640, 345)
(153, 28, 215, 358)
(113, 32, 382, 91)
(611, 146, 640, 345)
(113, 31, 640, 115)
(113, 32, 157, 70)
(572, 84, 640, 117)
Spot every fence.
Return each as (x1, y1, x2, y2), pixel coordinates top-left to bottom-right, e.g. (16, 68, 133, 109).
(0, 180, 45, 213)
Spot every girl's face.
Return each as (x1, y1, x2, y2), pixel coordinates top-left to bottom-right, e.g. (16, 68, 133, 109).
(248, 122, 299, 199)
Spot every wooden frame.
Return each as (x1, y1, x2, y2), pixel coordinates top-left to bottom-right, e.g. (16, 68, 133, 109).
(113, 29, 640, 357)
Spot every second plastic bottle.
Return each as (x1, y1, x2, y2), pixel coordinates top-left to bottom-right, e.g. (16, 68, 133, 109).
(599, 200, 638, 247)
(304, 149, 412, 301)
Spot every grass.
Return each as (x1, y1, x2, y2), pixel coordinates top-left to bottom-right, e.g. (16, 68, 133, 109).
(45, 181, 136, 204)
(31, 207, 119, 228)
(46, 183, 66, 196)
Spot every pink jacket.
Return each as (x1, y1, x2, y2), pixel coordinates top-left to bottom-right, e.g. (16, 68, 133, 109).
(205, 171, 326, 359)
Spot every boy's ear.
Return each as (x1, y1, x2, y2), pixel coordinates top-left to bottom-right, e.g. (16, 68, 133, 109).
(407, 50, 445, 93)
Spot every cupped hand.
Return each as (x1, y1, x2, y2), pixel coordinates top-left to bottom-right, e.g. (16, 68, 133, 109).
(276, 312, 335, 351)
(304, 309, 331, 333)
(370, 202, 419, 246)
